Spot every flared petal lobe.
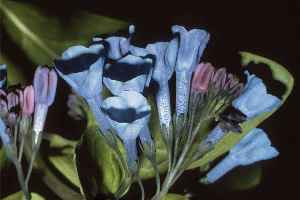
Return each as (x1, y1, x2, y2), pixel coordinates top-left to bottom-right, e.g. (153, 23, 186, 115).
(232, 71, 281, 118)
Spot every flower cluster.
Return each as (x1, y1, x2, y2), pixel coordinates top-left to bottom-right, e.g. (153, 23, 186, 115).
(0, 65, 57, 200)
(0, 24, 283, 200)
(54, 24, 282, 200)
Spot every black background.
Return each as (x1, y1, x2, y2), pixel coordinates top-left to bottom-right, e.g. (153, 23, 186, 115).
(1, 0, 299, 199)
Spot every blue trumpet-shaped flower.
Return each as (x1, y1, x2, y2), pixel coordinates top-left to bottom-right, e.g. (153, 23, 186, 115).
(232, 71, 281, 118)
(103, 54, 153, 95)
(92, 25, 135, 60)
(202, 128, 279, 184)
(0, 64, 7, 88)
(101, 91, 151, 168)
(55, 44, 110, 132)
(170, 25, 210, 115)
(146, 42, 174, 128)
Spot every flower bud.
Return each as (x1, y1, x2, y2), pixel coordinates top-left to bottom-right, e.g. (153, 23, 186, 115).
(21, 86, 35, 116)
(192, 63, 215, 93)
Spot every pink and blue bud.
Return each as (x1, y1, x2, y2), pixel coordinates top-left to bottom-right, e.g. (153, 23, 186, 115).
(33, 66, 57, 144)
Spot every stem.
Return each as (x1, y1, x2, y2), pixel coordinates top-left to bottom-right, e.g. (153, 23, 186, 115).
(18, 135, 25, 162)
(137, 177, 145, 200)
(14, 159, 30, 200)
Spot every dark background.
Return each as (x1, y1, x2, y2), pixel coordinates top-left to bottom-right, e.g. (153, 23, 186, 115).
(1, 0, 299, 199)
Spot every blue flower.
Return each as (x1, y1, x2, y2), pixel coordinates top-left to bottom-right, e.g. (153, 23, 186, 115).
(101, 91, 151, 168)
(92, 25, 135, 60)
(55, 44, 110, 133)
(202, 128, 279, 184)
(0, 118, 10, 145)
(0, 64, 7, 89)
(232, 71, 281, 118)
(103, 54, 153, 95)
(146, 42, 174, 128)
(170, 25, 210, 115)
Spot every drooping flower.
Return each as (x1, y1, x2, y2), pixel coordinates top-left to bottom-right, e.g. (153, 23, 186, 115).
(202, 128, 279, 184)
(232, 71, 281, 118)
(103, 54, 153, 95)
(33, 66, 57, 144)
(0, 64, 7, 88)
(101, 91, 151, 168)
(146, 42, 174, 128)
(170, 25, 210, 115)
(55, 44, 110, 133)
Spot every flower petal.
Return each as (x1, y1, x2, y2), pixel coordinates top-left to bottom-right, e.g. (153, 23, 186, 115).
(232, 71, 281, 118)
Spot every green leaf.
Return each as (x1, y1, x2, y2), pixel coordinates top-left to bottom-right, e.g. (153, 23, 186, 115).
(47, 134, 81, 190)
(162, 193, 189, 200)
(225, 164, 262, 190)
(0, 54, 26, 85)
(0, 0, 128, 65)
(189, 52, 294, 169)
(75, 126, 124, 199)
(3, 191, 45, 200)
(0, 146, 9, 169)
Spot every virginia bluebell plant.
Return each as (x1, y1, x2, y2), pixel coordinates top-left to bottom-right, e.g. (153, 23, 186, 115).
(0, 65, 57, 200)
(53, 24, 283, 200)
(0, 24, 288, 200)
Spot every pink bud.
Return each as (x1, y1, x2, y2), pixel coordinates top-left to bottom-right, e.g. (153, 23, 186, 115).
(22, 85, 35, 116)
(212, 68, 227, 89)
(192, 63, 215, 93)
(7, 92, 19, 111)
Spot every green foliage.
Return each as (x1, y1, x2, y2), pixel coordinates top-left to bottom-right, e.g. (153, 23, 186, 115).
(225, 164, 262, 190)
(0, 0, 128, 65)
(163, 193, 189, 200)
(75, 126, 124, 199)
(3, 191, 45, 200)
(47, 134, 82, 190)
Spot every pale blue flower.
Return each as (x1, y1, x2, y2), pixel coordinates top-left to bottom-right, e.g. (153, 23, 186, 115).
(103, 54, 153, 95)
(146, 42, 174, 128)
(202, 128, 279, 184)
(232, 71, 281, 118)
(101, 91, 151, 167)
(0, 118, 10, 145)
(55, 44, 110, 132)
(0, 64, 7, 88)
(204, 126, 225, 146)
(92, 25, 135, 60)
(170, 25, 210, 115)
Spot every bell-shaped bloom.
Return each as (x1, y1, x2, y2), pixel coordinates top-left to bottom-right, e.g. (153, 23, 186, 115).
(202, 128, 279, 184)
(21, 86, 35, 117)
(232, 71, 281, 118)
(146, 42, 174, 128)
(170, 25, 210, 115)
(0, 64, 7, 89)
(0, 118, 10, 145)
(7, 91, 20, 111)
(101, 91, 151, 167)
(103, 54, 153, 95)
(92, 25, 135, 60)
(33, 66, 57, 144)
(192, 63, 215, 93)
(55, 44, 110, 132)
